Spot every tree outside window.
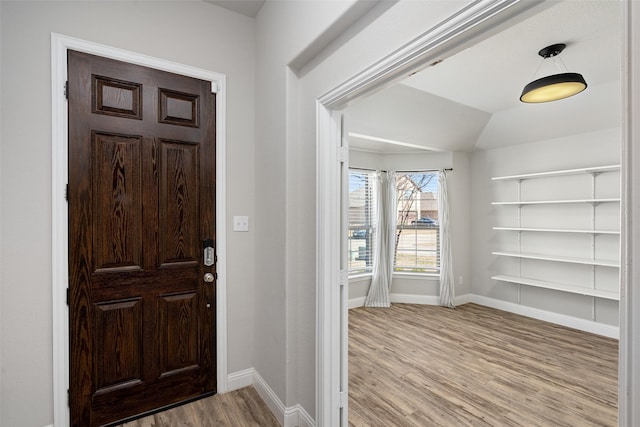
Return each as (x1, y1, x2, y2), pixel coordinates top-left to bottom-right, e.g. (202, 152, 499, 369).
(395, 172, 440, 274)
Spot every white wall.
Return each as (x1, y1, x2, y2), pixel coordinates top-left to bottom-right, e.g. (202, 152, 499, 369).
(470, 127, 621, 326)
(0, 2, 255, 426)
(254, 0, 362, 413)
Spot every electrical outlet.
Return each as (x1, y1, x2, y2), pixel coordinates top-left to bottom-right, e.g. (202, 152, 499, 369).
(233, 216, 249, 232)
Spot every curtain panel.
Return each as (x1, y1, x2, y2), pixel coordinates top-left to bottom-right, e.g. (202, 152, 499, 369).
(365, 171, 396, 307)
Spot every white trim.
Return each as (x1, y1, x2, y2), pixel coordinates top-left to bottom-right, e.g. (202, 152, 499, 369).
(290, 404, 316, 427)
(349, 293, 469, 309)
(349, 294, 440, 308)
(348, 293, 617, 339)
(318, 0, 542, 110)
(348, 297, 367, 309)
(284, 405, 314, 427)
(620, 1, 640, 424)
(229, 368, 316, 427)
(454, 293, 472, 306)
(253, 370, 286, 426)
(390, 293, 440, 305)
(470, 295, 619, 339)
(392, 272, 440, 281)
(316, 105, 343, 427)
(51, 33, 228, 427)
(227, 368, 254, 391)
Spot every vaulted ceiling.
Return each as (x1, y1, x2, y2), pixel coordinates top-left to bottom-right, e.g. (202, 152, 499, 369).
(346, 0, 622, 154)
(204, 0, 264, 18)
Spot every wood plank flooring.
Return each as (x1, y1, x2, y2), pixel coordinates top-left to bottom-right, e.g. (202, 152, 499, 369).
(348, 303, 618, 427)
(116, 386, 280, 427)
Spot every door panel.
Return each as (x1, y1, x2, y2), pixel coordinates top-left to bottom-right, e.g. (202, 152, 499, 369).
(68, 50, 216, 427)
(93, 298, 144, 392)
(159, 292, 200, 376)
(158, 140, 199, 265)
(92, 132, 143, 271)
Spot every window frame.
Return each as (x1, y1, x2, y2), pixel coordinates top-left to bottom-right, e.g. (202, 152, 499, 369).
(347, 169, 378, 275)
(393, 171, 441, 275)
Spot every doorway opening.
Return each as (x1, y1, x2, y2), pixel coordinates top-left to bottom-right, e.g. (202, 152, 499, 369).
(316, 1, 630, 425)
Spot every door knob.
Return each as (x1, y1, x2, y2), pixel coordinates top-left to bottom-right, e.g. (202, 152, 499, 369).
(204, 273, 214, 283)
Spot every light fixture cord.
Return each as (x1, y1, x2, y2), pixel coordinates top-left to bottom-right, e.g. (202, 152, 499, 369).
(530, 59, 545, 80)
(531, 54, 569, 80)
(552, 55, 569, 73)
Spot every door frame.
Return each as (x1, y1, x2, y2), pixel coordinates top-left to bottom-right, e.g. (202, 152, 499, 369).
(51, 33, 228, 427)
(316, 0, 638, 425)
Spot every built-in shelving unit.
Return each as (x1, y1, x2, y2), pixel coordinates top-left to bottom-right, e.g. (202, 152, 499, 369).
(491, 164, 621, 307)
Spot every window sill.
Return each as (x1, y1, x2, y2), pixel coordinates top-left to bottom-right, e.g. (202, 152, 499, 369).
(348, 272, 440, 281)
(348, 273, 373, 282)
(393, 272, 440, 281)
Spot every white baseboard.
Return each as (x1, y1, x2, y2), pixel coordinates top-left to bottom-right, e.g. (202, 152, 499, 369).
(228, 368, 316, 427)
(348, 296, 366, 308)
(454, 293, 472, 305)
(284, 404, 315, 427)
(469, 294, 620, 339)
(391, 293, 440, 305)
(294, 405, 315, 427)
(227, 367, 254, 391)
(348, 292, 618, 338)
(349, 293, 440, 308)
(349, 293, 472, 308)
(252, 369, 286, 426)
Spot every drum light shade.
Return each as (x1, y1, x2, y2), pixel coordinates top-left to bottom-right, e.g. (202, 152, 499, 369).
(520, 43, 588, 103)
(520, 72, 587, 103)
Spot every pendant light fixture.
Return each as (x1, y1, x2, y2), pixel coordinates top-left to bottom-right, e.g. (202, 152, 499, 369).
(520, 43, 587, 103)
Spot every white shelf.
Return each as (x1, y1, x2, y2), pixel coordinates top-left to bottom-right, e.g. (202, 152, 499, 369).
(493, 227, 620, 235)
(491, 275, 619, 301)
(492, 198, 620, 206)
(492, 251, 619, 268)
(492, 165, 620, 181)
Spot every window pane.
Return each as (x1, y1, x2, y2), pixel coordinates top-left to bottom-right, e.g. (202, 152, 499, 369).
(394, 172, 440, 273)
(348, 170, 377, 274)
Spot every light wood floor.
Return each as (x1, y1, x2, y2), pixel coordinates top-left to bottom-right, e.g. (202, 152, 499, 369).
(348, 303, 618, 427)
(116, 386, 280, 427)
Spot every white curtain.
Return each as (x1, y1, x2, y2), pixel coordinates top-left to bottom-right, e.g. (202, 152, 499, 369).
(365, 171, 396, 307)
(439, 170, 455, 308)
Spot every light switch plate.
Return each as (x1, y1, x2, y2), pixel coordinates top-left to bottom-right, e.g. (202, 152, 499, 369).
(233, 216, 249, 232)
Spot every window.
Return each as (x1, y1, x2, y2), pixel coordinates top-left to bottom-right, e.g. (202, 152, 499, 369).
(348, 170, 377, 274)
(394, 172, 440, 274)
(347, 169, 440, 276)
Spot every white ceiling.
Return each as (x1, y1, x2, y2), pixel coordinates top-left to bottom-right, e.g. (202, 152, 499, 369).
(348, 0, 622, 154)
(205, 0, 264, 18)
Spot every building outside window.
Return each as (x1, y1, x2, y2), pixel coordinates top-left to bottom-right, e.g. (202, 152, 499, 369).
(348, 169, 440, 276)
(394, 172, 440, 274)
(348, 170, 377, 274)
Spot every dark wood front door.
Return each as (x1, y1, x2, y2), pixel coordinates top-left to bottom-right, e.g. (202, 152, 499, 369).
(68, 50, 217, 427)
